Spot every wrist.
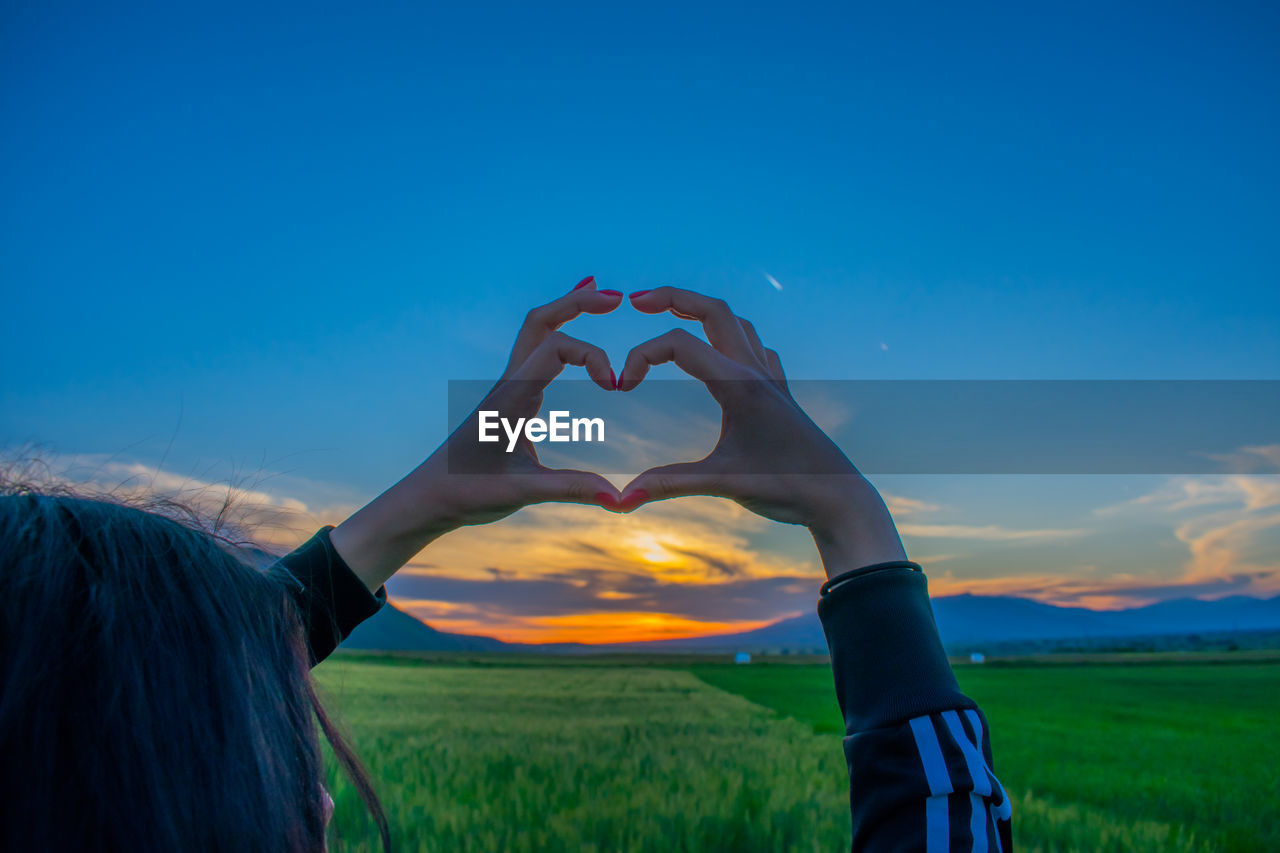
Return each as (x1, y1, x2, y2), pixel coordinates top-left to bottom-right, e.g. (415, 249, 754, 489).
(330, 462, 458, 592)
(808, 484, 907, 580)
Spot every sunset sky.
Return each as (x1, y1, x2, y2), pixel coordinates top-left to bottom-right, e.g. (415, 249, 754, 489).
(3, 2, 1278, 643)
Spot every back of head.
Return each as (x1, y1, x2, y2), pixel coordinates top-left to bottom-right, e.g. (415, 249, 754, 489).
(0, 494, 327, 852)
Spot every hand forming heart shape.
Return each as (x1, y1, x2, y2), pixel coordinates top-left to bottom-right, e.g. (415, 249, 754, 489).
(438, 277, 893, 537)
(331, 276, 907, 589)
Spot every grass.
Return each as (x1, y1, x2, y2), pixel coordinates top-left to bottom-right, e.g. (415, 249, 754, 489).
(316, 657, 1277, 852)
(690, 661, 1279, 852)
(316, 663, 848, 852)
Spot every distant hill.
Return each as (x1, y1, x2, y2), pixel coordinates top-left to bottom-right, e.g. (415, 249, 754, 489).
(1105, 595, 1280, 636)
(336, 593, 1280, 655)
(240, 546, 516, 653)
(341, 603, 510, 652)
(604, 593, 1280, 653)
(934, 595, 1114, 646)
(934, 593, 1280, 645)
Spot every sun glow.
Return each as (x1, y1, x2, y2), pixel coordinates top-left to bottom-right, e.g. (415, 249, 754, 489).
(392, 601, 778, 645)
(519, 612, 778, 645)
(631, 532, 675, 564)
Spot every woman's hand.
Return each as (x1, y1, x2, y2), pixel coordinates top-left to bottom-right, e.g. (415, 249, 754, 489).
(330, 277, 625, 590)
(616, 287, 907, 576)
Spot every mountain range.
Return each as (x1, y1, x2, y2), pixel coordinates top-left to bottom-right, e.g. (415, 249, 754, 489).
(340, 592, 1280, 655)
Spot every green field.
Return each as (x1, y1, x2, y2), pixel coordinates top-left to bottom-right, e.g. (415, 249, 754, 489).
(315, 656, 1277, 852)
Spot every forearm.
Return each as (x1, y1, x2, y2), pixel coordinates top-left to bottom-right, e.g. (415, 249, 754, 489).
(808, 479, 971, 730)
(276, 453, 460, 664)
(808, 475, 907, 578)
(329, 453, 457, 593)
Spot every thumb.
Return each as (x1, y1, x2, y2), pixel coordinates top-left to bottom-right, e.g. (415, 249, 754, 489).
(524, 468, 623, 511)
(617, 460, 726, 512)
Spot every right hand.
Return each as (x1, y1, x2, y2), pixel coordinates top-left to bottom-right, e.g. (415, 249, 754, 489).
(616, 287, 907, 573)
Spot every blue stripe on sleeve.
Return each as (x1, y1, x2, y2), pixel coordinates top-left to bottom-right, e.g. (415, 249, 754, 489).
(909, 715, 954, 852)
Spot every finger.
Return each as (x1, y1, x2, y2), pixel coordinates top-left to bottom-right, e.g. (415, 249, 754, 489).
(628, 287, 759, 365)
(504, 278, 624, 374)
(738, 317, 768, 364)
(763, 347, 789, 388)
(520, 467, 623, 511)
(616, 328, 743, 391)
(513, 330, 616, 392)
(617, 460, 727, 511)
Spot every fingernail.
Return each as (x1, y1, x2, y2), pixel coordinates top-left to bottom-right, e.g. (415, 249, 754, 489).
(609, 368, 617, 389)
(573, 276, 595, 290)
(629, 290, 651, 299)
(595, 491, 620, 511)
(616, 370, 625, 390)
(618, 489, 649, 511)
(597, 289, 623, 297)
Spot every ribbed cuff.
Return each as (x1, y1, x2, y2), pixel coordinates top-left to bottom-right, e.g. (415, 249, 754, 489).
(817, 565, 971, 732)
(820, 560, 922, 596)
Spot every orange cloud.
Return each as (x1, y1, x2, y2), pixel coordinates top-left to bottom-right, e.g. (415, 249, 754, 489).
(4, 452, 355, 551)
(399, 497, 810, 586)
(24, 449, 1279, 643)
(1100, 473, 1280, 597)
(929, 566, 1279, 610)
(395, 604, 778, 645)
(899, 523, 1090, 542)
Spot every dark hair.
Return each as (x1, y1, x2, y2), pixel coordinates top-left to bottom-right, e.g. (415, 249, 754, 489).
(0, 492, 389, 851)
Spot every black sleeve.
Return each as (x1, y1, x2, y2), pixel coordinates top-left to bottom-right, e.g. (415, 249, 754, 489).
(817, 562, 1013, 852)
(275, 526, 387, 666)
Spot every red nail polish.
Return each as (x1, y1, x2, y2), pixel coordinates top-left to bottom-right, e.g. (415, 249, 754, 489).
(619, 489, 649, 511)
(573, 276, 595, 290)
(597, 289, 622, 297)
(609, 368, 617, 389)
(616, 370, 625, 390)
(629, 290, 651, 299)
(595, 491, 619, 510)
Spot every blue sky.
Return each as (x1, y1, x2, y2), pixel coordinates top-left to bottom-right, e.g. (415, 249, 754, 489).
(3, 1, 1278, 640)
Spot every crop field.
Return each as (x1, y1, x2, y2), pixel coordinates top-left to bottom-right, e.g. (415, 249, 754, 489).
(315, 657, 1277, 852)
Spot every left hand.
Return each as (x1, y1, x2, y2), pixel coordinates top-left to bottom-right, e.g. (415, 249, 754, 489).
(331, 277, 625, 588)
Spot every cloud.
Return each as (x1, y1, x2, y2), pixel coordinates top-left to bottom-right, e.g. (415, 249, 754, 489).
(1175, 510, 1280, 583)
(28, 447, 1277, 640)
(929, 567, 1279, 611)
(898, 468, 1280, 609)
(638, 492, 768, 530)
(389, 568, 816, 621)
(1099, 475, 1280, 515)
(912, 553, 958, 564)
(381, 495, 825, 640)
(3, 451, 354, 551)
(533, 387, 721, 478)
(1203, 444, 1280, 474)
(1098, 472, 1280, 595)
(386, 568, 819, 642)
(898, 523, 1090, 542)
(763, 272, 784, 292)
(661, 544, 749, 578)
(883, 493, 941, 516)
(11, 448, 826, 642)
(409, 496, 794, 582)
